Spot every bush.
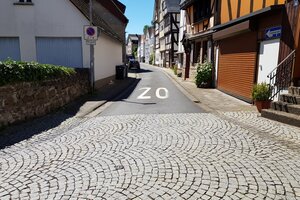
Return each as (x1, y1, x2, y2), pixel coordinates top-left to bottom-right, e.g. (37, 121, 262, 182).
(252, 82, 271, 101)
(195, 61, 212, 88)
(149, 54, 154, 65)
(0, 59, 76, 86)
(173, 65, 178, 75)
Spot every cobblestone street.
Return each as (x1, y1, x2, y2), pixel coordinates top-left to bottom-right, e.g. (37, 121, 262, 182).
(1, 112, 300, 199)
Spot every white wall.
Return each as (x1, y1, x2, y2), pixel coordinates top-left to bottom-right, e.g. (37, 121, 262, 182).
(94, 34, 123, 80)
(178, 10, 186, 55)
(0, 0, 90, 66)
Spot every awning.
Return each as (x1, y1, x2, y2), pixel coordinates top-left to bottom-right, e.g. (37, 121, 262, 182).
(186, 30, 215, 41)
(213, 20, 252, 41)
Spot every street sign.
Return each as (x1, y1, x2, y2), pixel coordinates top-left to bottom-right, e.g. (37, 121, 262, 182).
(86, 40, 96, 45)
(265, 26, 282, 40)
(84, 26, 98, 45)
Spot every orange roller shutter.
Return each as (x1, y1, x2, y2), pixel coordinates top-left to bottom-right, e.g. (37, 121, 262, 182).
(217, 31, 257, 102)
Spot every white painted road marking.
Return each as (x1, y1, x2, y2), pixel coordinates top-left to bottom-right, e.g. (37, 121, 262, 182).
(137, 87, 151, 99)
(137, 87, 169, 100)
(156, 87, 169, 99)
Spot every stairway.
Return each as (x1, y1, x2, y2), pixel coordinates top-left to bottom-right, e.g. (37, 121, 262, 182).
(261, 86, 300, 127)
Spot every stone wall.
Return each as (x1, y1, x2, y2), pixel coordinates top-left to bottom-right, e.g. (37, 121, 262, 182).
(0, 69, 90, 127)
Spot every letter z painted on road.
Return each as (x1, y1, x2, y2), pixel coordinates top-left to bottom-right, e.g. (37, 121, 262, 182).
(137, 87, 152, 99)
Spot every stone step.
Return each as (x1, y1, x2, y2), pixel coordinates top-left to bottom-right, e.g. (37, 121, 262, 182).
(261, 109, 300, 127)
(288, 86, 300, 95)
(271, 101, 300, 115)
(279, 94, 300, 104)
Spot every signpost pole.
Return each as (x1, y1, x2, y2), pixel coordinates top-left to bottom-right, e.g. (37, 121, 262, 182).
(89, 0, 95, 92)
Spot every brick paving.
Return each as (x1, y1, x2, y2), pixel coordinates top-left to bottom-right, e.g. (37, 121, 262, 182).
(1, 112, 300, 199)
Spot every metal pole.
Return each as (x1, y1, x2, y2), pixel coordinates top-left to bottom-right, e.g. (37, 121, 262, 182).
(89, 0, 95, 92)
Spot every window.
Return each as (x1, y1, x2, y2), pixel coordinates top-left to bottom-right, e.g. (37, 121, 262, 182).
(162, 1, 166, 11)
(164, 16, 170, 27)
(160, 23, 164, 31)
(14, 0, 33, 5)
(165, 34, 171, 44)
(36, 37, 83, 68)
(193, 0, 211, 23)
(0, 37, 21, 61)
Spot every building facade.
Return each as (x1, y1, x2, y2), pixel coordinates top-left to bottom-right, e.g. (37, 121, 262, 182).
(179, 0, 299, 102)
(180, 0, 217, 80)
(145, 26, 155, 64)
(153, 0, 180, 68)
(177, 8, 186, 70)
(213, 0, 298, 102)
(138, 35, 145, 62)
(126, 34, 139, 57)
(0, 0, 128, 89)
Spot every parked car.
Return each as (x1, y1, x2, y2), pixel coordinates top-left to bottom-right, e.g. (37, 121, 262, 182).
(127, 56, 141, 70)
(128, 58, 140, 70)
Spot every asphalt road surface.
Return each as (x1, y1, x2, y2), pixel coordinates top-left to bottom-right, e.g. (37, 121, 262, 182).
(100, 64, 204, 116)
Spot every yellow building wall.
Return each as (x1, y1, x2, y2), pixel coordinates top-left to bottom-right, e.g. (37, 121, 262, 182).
(220, 0, 285, 24)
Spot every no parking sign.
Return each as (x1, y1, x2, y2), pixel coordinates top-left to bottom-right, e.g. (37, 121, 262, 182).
(84, 26, 98, 45)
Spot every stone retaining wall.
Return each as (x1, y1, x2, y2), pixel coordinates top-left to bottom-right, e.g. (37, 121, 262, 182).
(0, 69, 90, 127)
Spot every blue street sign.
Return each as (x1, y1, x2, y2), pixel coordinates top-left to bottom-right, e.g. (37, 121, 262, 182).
(265, 26, 282, 40)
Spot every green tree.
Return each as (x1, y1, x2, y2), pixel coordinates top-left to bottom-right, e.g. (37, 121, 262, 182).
(132, 47, 138, 59)
(143, 25, 149, 35)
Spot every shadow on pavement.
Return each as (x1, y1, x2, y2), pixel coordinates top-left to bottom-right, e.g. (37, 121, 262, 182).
(120, 100, 156, 105)
(128, 68, 152, 74)
(0, 77, 140, 150)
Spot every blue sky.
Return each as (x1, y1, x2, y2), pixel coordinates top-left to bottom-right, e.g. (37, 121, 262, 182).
(119, 0, 155, 35)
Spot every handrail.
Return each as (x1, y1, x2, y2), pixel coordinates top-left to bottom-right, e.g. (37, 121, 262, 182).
(267, 50, 296, 100)
(267, 49, 296, 78)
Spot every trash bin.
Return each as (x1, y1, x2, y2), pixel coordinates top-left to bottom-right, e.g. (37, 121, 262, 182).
(116, 65, 125, 80)
(124, 65, 128, 78)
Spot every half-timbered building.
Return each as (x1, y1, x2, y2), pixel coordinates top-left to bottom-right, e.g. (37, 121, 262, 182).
(212, 0, 300, 102)
(153, 0, 180, 68)
(180, 0, 218, 80)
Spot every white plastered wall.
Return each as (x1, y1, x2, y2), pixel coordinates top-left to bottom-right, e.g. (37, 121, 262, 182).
(0, 0, 90, 67)
(94, 33, 123, 81)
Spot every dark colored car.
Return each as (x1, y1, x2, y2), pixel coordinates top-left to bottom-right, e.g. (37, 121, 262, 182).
(128, 58, 140, 70)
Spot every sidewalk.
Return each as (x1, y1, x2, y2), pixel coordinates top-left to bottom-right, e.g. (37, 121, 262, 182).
(149, 64, 257, 113)
(63, 72, 139, 117)
(0, 73, 139, 148)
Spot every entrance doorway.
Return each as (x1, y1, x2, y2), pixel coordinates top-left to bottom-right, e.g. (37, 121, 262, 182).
(257, 39, 280, 83)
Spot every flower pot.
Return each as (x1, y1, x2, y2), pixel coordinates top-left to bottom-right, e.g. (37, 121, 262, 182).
(255, 100, 272, 113)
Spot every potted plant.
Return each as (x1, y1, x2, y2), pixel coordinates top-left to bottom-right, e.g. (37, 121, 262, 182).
(252, 82, 272, 113)
(195, 61, 212, 88)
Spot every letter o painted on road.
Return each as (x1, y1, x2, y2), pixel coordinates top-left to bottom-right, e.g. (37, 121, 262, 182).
(156, 88, 169, 99)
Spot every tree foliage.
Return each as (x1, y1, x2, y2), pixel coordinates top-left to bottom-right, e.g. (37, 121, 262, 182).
(143, 25, 149, 35)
